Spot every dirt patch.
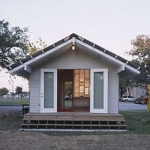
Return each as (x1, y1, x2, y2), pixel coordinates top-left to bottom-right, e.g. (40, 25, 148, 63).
(0, 110, 150, 150)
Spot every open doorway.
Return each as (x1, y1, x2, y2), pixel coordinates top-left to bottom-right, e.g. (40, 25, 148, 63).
(57, 69, 90, 112)
(57, 70, 73, 112)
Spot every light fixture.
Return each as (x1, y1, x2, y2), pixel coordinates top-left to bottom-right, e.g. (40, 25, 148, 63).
(72, 37, 76, 50)
(72, 45, 75, 50)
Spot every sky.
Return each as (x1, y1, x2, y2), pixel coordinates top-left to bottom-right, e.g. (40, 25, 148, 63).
(0, 0, 150, 92)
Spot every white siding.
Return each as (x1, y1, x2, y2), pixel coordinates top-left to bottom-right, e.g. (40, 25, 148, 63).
(30, 48, 119, 113)
(108, 70, 119, 113)
(40, 49, 110, 69)
(29, 69, 40, 112)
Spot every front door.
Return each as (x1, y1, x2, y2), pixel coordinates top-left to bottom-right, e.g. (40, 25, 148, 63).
(40, 69, 57, 113)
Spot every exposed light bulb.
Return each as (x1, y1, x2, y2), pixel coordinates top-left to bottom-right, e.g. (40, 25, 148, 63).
(72, 45, 75, 50)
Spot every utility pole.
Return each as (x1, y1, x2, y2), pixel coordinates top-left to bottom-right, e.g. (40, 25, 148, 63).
(8, 76, 14, 100)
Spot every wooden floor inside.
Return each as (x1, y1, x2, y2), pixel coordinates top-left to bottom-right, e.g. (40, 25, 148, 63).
(22, 112, 127, 130)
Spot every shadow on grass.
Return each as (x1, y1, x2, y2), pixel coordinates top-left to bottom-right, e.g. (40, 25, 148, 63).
(120, 110, 150, 134)
(0, 111, 22, 130)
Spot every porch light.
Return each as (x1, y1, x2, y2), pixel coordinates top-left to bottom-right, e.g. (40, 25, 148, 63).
(72, 37, 76, 50)
(72, 45, 75, 50)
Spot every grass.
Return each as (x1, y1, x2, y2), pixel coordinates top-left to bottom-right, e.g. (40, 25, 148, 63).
(120, 110, 150, 134)
(0, 111, 23, 130)
(0, 98, 29, 105)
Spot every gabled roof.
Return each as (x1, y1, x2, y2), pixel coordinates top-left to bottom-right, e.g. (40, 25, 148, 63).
(9, 33, 140, 78)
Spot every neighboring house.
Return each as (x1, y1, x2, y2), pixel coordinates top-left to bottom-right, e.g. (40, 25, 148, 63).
(125, 87, 146, 99)
(9, 33, 140, 130)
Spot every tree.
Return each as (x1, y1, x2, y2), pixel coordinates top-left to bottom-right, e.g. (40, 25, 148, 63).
(0, 87, 9, 97)
(0, 20, 29, 69)
(28, 37, 47, 55)
(15, 86, 23, 99)
(119, 77, 135, 97)
(127, 34, 150, 86)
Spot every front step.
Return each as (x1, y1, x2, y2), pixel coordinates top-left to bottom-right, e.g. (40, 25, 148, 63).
(21, 121, 127, 130)
(21, 113, 127, 130)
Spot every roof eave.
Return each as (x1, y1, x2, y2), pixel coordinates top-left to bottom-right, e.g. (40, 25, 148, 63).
(76, 39, 140, 75)
(9, 33, 140, 76)
(9, 38, 73, 74)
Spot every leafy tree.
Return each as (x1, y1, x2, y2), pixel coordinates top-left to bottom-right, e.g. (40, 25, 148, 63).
(0, 87, 9, 96)
(15, 86, 23, 98)
(28, 37, 47, 55)
(119, 34, 150, 96)
(0, 19, 29, 69)
(119, 77, 135, 97)
(127, 34, 150, 86)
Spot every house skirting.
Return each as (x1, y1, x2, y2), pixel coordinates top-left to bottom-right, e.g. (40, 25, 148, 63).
(22, 112, 127, 130)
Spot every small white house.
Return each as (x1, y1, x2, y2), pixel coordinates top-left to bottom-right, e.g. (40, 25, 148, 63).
(9, 33, 140, 130)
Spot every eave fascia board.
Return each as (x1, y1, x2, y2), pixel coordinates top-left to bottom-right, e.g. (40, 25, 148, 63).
(76, 39, 140, 74)
(9, 39, 73, 74)
(125, 64, 140, 74)
(24, 65, 32, 73)
(9, 68, 22, 75)
(76, 39, 125, 66)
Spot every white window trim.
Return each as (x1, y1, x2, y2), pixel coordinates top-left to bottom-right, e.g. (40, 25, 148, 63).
(90, 69, 108, 113)
(40, 69, 57, 113)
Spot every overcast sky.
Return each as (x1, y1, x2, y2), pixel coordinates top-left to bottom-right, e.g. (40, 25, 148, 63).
(0, 0, 150, 92)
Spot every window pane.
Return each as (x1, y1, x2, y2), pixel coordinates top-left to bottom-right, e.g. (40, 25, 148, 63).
(85, 70, 89, 78)
(80, 70, 84, 82)
(44, 72, 54, 108)
(94, 72, 104, 109)
(74, 69, 90, 97)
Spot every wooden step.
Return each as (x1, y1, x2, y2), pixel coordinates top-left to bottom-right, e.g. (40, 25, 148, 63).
(21, 112, 127, 130)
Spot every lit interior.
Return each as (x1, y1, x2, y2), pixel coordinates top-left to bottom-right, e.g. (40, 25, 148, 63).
(74, 69, 90, 97)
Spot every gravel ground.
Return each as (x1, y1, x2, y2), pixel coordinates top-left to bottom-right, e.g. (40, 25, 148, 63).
(0, 131, 150, 150)
(0, 110, 150, 150)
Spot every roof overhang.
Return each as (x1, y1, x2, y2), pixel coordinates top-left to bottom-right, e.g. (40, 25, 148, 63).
(9, 33, 140, 78)
(75, 39, 140, 75)
(9, 38, 73, 78)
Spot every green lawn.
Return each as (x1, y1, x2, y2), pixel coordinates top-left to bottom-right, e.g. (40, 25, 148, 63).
(0, 98, 29, 105)
(120, 110, 150, 134)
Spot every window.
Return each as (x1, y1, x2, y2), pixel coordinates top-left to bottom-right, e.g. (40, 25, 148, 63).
(74, 69, 90, 97)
